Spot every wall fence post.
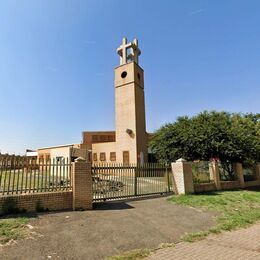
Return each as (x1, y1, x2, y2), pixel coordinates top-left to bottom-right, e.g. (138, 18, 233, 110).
(171, 158, 194, 195)
(234, 162, 245, 188)
(209, 160, 221, 190)
(72, 157, 93, 210)
(255, 163, 260, 181)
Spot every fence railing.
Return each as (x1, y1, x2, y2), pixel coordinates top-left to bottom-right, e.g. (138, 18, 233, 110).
(218, 161, 237, 181)
(92, 163, 172, 201)
(0, 156, 72, 196)
(243, 164, 258, 182)
(192, 161, 213, 184)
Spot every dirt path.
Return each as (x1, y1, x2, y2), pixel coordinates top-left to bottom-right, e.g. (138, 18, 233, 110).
(1, 196, 215, 260)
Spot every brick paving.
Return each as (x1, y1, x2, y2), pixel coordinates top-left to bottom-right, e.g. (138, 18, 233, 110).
(148, 223, 260, 260)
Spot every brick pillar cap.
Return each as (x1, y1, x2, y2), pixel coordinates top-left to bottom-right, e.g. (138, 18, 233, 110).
(75, 157, 86, 162)
(176, 158, 187, 162)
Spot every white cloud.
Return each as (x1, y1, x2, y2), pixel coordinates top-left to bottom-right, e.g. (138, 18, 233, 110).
(84, 40, 96, 45)
(190, 9, 204, 15)
(45, 66, 60, 72)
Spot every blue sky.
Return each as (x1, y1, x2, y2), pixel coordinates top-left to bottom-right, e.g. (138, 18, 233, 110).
(0, 0, 259, 154)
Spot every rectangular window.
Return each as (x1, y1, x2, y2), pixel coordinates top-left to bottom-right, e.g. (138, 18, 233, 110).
(93, 153, 97, 161)
(110, 152, 116, 161)
(123, 151, 130, 164)
(100, 152, 106, 161)
(56, 156, 64, 163)
(88, 153, 92, 162)
(100, 136, 106, 142)
(92, 135, 99, 142)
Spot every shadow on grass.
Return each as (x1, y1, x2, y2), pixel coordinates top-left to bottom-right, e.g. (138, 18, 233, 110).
(244, 186, 260, 192)
(0, 208, 78, 219)
(0, 212, 38, 220)
(194, 191, 223, 196)
(193, 186, 260, 196)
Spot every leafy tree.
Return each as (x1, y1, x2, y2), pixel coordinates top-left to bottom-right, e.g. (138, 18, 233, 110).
(149, 111, 260, 168)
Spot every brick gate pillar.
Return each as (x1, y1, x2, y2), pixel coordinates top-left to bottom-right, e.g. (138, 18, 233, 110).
(171, 158, 194, 195)
(234, 162, 245, 188)
(209, 160, 221, 190)
(256, 163, 260, 181)
(72, 157, 93, 210)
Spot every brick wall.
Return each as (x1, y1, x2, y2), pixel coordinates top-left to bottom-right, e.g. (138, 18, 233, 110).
(0, 159, 94, 214)
(72, 160, 93, 210)
(172, 161, 260, 194)
(244, 180, 260, 188)
(220, 181, 241, 190)
(194, 183, 217, 193)
(0, 191, 72, 214)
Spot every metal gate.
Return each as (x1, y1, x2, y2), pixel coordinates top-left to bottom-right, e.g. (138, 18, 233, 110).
(92, 163, 173, 201)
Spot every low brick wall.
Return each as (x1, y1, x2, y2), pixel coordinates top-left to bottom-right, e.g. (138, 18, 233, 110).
(194, 183, 216, 193)
(172, 161, 260, 195)
(244, 180, 260, 188)
(220, 181, 240, 190)
(194, 180, 260, 193)
(0, 191, 73, 214)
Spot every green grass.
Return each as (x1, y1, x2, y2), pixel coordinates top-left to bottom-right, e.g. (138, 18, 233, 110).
(170, 189, 260, 241)
(0, 217, 30, 244)
(106, 243, 175, 260)
(0, 170, 71, 194)
(106, 249, 151, 260)
(0, 171, 49, 193)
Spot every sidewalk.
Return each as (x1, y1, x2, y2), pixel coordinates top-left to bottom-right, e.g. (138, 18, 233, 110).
(147, 223, 260, 260)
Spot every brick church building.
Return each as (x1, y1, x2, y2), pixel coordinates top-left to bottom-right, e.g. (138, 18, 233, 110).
(38, 38, 151, 164)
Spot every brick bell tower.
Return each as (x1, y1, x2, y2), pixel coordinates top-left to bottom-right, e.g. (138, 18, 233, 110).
(115, 38, 148, 164)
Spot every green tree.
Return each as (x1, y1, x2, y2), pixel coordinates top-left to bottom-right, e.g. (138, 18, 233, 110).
(149, 111, 260, 167)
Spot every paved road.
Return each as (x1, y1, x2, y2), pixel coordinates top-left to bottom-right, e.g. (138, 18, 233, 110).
(148, 223, 260, 260)
(0, 196, 214, 260)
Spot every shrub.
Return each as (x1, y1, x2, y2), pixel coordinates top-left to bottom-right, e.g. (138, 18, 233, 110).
(35, 200, 49, 212)
(1, 198, 20, 215)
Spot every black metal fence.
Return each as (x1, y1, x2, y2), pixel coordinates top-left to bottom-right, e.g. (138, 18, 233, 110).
(192, 161, 213, 183)
(0, 156, 72, 195)
(243, 163, 257, 182)
(92, 163, 172, 201)
(218, 161, 237, 181)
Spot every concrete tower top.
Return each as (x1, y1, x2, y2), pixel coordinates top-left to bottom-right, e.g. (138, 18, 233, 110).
(117, 37, 141, 65)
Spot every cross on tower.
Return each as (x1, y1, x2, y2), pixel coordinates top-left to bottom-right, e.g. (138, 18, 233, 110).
(117, 37, 141, 65)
